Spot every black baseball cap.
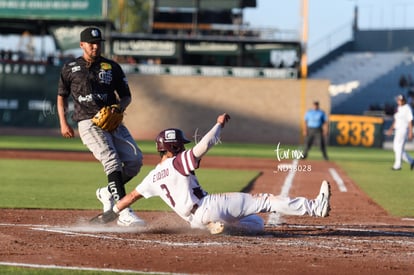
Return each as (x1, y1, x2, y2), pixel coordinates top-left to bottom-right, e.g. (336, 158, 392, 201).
(80, 27, 105, 43)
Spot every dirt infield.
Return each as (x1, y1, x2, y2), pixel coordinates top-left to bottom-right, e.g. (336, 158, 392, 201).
(0, 150, 413, 274)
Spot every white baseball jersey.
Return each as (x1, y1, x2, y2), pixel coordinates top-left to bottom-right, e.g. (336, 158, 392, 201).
(135, 149, 207, 220)
(394, 104, 413, 131)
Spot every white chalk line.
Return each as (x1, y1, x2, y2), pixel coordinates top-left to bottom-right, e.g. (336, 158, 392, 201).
(279, 158, 298, 197)
(328, 167, 347, 192)
(4, 223, 412, 249)
(0, 222, 230, 274)
(268, 159, 298, 225)
(4, 222, 412, 244)
(31, 226, 230, 247)
(0, 261, 170, 274)
(0, 222, 231, 247)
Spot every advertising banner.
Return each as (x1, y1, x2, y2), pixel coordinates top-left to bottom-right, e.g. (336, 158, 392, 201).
(0, 0, 102, 19)
(329, 115, 384, 148)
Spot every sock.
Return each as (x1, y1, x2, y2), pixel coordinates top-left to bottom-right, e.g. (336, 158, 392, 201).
(122, 174, 133, 185)
(107, 171, 126, 202)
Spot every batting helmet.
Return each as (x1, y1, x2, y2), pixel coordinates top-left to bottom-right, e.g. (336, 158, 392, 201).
(155, 128, 191, 154)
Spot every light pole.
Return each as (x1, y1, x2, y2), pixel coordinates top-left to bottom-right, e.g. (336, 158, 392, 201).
(300, 0, 308, 78)
(299, 0, 309, 144)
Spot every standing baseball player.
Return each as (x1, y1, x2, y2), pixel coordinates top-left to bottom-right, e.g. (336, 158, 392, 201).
(57, 27, 145, 226)
(386, 94, 414, 170)
(92, 113, 331, 234)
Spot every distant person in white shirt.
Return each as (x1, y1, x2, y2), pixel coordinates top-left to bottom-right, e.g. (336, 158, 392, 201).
(386, 94, 414, 170)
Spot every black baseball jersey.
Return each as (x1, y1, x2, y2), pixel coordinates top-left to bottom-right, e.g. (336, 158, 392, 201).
(58, 56, 131, 122)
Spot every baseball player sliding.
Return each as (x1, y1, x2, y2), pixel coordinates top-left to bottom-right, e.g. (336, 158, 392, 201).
(92, 113, 331, 234)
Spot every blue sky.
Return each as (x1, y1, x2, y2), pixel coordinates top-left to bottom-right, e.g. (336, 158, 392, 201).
(244, 0, 414, 63)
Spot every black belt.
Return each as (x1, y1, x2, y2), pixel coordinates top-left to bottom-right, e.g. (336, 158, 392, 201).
(190, 203, 199, 214)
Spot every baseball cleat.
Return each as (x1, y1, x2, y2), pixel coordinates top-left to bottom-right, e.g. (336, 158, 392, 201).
(207, 221, 225, 235)
(314, 180, 331, 217)
(96, 187, 114, 212)
(117, 208, 146, 227)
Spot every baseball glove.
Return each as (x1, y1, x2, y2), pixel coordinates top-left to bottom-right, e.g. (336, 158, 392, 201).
(92, 104, 124, 132)
(90, 209, 119, 224)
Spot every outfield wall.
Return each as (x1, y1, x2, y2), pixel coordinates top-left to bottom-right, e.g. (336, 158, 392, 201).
(0, 65, 329, 144)
(124, 75, 330, 144)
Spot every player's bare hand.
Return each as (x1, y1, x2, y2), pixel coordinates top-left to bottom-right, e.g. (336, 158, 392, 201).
(61, 124, 75, 138)
(110, 104, 122, 113)
(217, 113, 231, 128)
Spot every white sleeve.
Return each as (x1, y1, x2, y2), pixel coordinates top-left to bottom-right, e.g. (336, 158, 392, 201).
(192, 123, 222, 159)
(135, 172, 156, 198)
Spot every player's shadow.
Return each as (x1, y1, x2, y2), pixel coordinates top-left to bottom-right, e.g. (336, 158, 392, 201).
(240, 172, 263, 193)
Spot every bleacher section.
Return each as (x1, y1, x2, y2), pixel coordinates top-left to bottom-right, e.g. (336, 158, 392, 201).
(310, 52, 413, 114)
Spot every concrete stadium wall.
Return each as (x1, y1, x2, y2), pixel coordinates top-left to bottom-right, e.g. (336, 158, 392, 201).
(124, 75, 330, 145)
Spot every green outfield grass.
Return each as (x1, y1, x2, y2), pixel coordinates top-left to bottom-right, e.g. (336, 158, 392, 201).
(0, 135, 413, 217)
(0, 158, 258, 211)
(0, 135, 277, 158)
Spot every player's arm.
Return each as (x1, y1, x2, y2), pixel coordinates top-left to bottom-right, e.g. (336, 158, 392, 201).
(386, 120, 396, 136)
(57, 95, 75, 138)
(118, 95, 131, 112)
(114, 63, 132, 111)
(192, 113, 230, 159)
(114, 189, 143, 213)
(90, 189, 143, 224)
(57, 67, 75, 138)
